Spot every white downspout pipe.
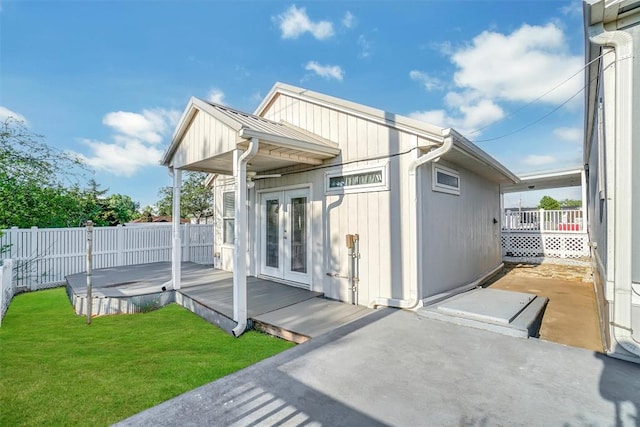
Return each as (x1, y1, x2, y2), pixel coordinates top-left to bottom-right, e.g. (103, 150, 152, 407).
(170, 167, 182, 290)
(588, 24, 640, 357)
(369, 130, 454, 309)
(232, 138, 259, 337)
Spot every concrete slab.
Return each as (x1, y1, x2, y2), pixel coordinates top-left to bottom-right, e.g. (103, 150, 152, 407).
(115, 309, 640, 426)
(436, 288, 535, 324)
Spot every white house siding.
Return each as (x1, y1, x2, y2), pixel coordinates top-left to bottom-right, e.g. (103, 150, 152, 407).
(256, 94, 420, 304)
(420, 159, 502, 297)
(631, 25, 640, 287)
(171, 111, 236, 169)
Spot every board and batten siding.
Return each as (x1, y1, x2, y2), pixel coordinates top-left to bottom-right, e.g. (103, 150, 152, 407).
(420, 159, 502, 297)
(256, 93, 420, 304)
(171, 110, 237, 169)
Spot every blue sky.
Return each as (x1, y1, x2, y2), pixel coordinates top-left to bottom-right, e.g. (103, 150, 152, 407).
(1, 0, 586, 209)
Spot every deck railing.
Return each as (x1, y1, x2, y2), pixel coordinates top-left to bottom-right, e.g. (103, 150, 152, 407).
(0, 224, 214, 290)
(502, 209, 584, 233)
(501, 209, 589, 259)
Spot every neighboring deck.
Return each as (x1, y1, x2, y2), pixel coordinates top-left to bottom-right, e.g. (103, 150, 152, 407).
(66, 262, 373, 342)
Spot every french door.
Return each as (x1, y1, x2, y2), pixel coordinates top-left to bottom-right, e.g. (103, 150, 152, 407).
(260, 188, 311, 286)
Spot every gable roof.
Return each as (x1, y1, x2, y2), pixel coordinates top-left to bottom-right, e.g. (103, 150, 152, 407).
(160, 97, 340, 169)
(256, 82, 518, 184)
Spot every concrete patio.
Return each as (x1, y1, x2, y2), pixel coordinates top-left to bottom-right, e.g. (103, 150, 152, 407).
(115, 308, 640, 426)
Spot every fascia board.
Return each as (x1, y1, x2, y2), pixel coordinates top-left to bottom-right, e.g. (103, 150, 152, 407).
(238, 128, 341, 157)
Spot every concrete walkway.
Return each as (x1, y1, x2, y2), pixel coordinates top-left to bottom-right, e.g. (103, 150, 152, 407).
(115, 309, 640, 426)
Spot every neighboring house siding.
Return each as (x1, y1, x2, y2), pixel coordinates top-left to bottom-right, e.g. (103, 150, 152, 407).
(420, 160, 501, 297)
(631, 24, 640, 285)
(172, 111, 236, 169)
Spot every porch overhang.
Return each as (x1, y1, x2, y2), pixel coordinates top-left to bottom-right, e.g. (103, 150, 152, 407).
(161, 97, 340, 175)
(500, 168, 583, 193)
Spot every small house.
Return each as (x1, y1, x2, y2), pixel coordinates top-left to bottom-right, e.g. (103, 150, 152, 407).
(161, 83, 518, 333)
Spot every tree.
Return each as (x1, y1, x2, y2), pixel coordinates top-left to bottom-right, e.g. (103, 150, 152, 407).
(559, 198, 581, 208)
(0, 118, 88, 228)
(156, 172, 213, 223)
(538, 195, 561, 210)
(99, 194, 139, 225)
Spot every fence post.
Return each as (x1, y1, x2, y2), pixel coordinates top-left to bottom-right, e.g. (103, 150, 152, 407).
(184, 223, 191, 262)
(30, 226, 38, 291)
(86, 221, 93, 325)
(117, 225, 125, 266)
(539, 209, 545, 233)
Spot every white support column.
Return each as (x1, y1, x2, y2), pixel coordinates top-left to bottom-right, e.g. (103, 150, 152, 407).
(232, 138, 259, 337)
(171, 168, 182, 290)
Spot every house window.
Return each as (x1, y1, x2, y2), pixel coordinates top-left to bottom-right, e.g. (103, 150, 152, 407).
(432, 165, 460, 195)
(223, 192, 235, 244)
(325, 164, 388, 194)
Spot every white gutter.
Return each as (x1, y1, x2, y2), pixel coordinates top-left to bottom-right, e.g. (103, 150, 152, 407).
(369, 130, 454, 309)
(231, 138, 259, 337)
(588, 24, 640, 357)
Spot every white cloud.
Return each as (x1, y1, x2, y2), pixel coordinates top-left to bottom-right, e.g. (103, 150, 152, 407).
(0, 106, 27, 123)
(103, 109, 179, 144)
(76, 138, 165, 177)
(207, 88, 225, 104)
(409, 70, 443, 92)
(451, 23, 582, 104)
(72, 107, 180, 176)
(410, 98, 503, 135)
(275, 5, 334, 40)
(358, 35, 372, 59)
(342, 11, 354, 28)
(410, 23, 582, 136)
(561, 1, 583, 17)
(553, 127, 582, 143)
(305, 61, 344, 81)
(524, 154, 557, 166)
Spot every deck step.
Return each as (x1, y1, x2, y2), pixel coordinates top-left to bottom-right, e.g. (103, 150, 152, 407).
(417, 288, 548, 338)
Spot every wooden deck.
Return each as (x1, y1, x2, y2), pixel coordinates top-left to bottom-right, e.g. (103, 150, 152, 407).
(66, 262, 373, 342)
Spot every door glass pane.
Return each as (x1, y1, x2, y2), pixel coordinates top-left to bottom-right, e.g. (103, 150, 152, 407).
(290, 197, 307, 273)
(265, 199, 279, 268)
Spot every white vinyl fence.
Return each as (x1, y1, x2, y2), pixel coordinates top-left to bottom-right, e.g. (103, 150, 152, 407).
(0, 224, 214, 290)
(1, 259, 14, 326)
(501, 209, 589, 259)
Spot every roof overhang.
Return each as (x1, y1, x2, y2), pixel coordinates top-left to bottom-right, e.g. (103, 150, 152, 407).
(500, 168, 583, 193)
(161, 97, 340, 175)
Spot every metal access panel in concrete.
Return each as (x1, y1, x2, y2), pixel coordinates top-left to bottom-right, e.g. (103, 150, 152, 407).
(436, 288, 535, 325)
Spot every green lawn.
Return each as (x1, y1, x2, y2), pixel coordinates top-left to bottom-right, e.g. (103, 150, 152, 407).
(0, 288, 295, 426)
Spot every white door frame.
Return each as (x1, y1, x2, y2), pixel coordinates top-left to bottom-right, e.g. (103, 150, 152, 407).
(257, 185, 312, 288)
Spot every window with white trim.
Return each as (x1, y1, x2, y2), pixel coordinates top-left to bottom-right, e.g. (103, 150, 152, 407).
(325, 164, 388, 194)
(432, 165, 460, 195)
(222, 192, 235, 244)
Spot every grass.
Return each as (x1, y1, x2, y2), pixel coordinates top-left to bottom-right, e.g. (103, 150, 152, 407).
(0, 288, 295, 426)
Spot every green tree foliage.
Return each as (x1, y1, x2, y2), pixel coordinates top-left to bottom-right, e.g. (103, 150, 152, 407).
(0, 118, 140, 228)
(559, 198, 581, 208)
(538, 195, 561, 210)
(157, 172, 213, 223)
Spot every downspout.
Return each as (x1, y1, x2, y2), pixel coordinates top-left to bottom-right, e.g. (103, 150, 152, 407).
(588, 24, 640, 357)
(369, 130, 454, 309)
(231, 138, 259, 337)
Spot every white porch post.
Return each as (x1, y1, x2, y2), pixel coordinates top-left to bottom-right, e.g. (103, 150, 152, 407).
(171, 167, 182, 290)
(232, 138, 259, 337)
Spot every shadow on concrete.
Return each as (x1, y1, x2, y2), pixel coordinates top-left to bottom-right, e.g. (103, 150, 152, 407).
(115, 308, 396, 426)
(595, 352, 640, 427)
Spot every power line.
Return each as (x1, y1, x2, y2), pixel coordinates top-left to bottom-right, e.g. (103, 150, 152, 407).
(466, 51, 611, 137)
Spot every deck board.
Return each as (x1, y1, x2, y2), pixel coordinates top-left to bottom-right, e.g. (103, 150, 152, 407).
(66, 262, 373, 340)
